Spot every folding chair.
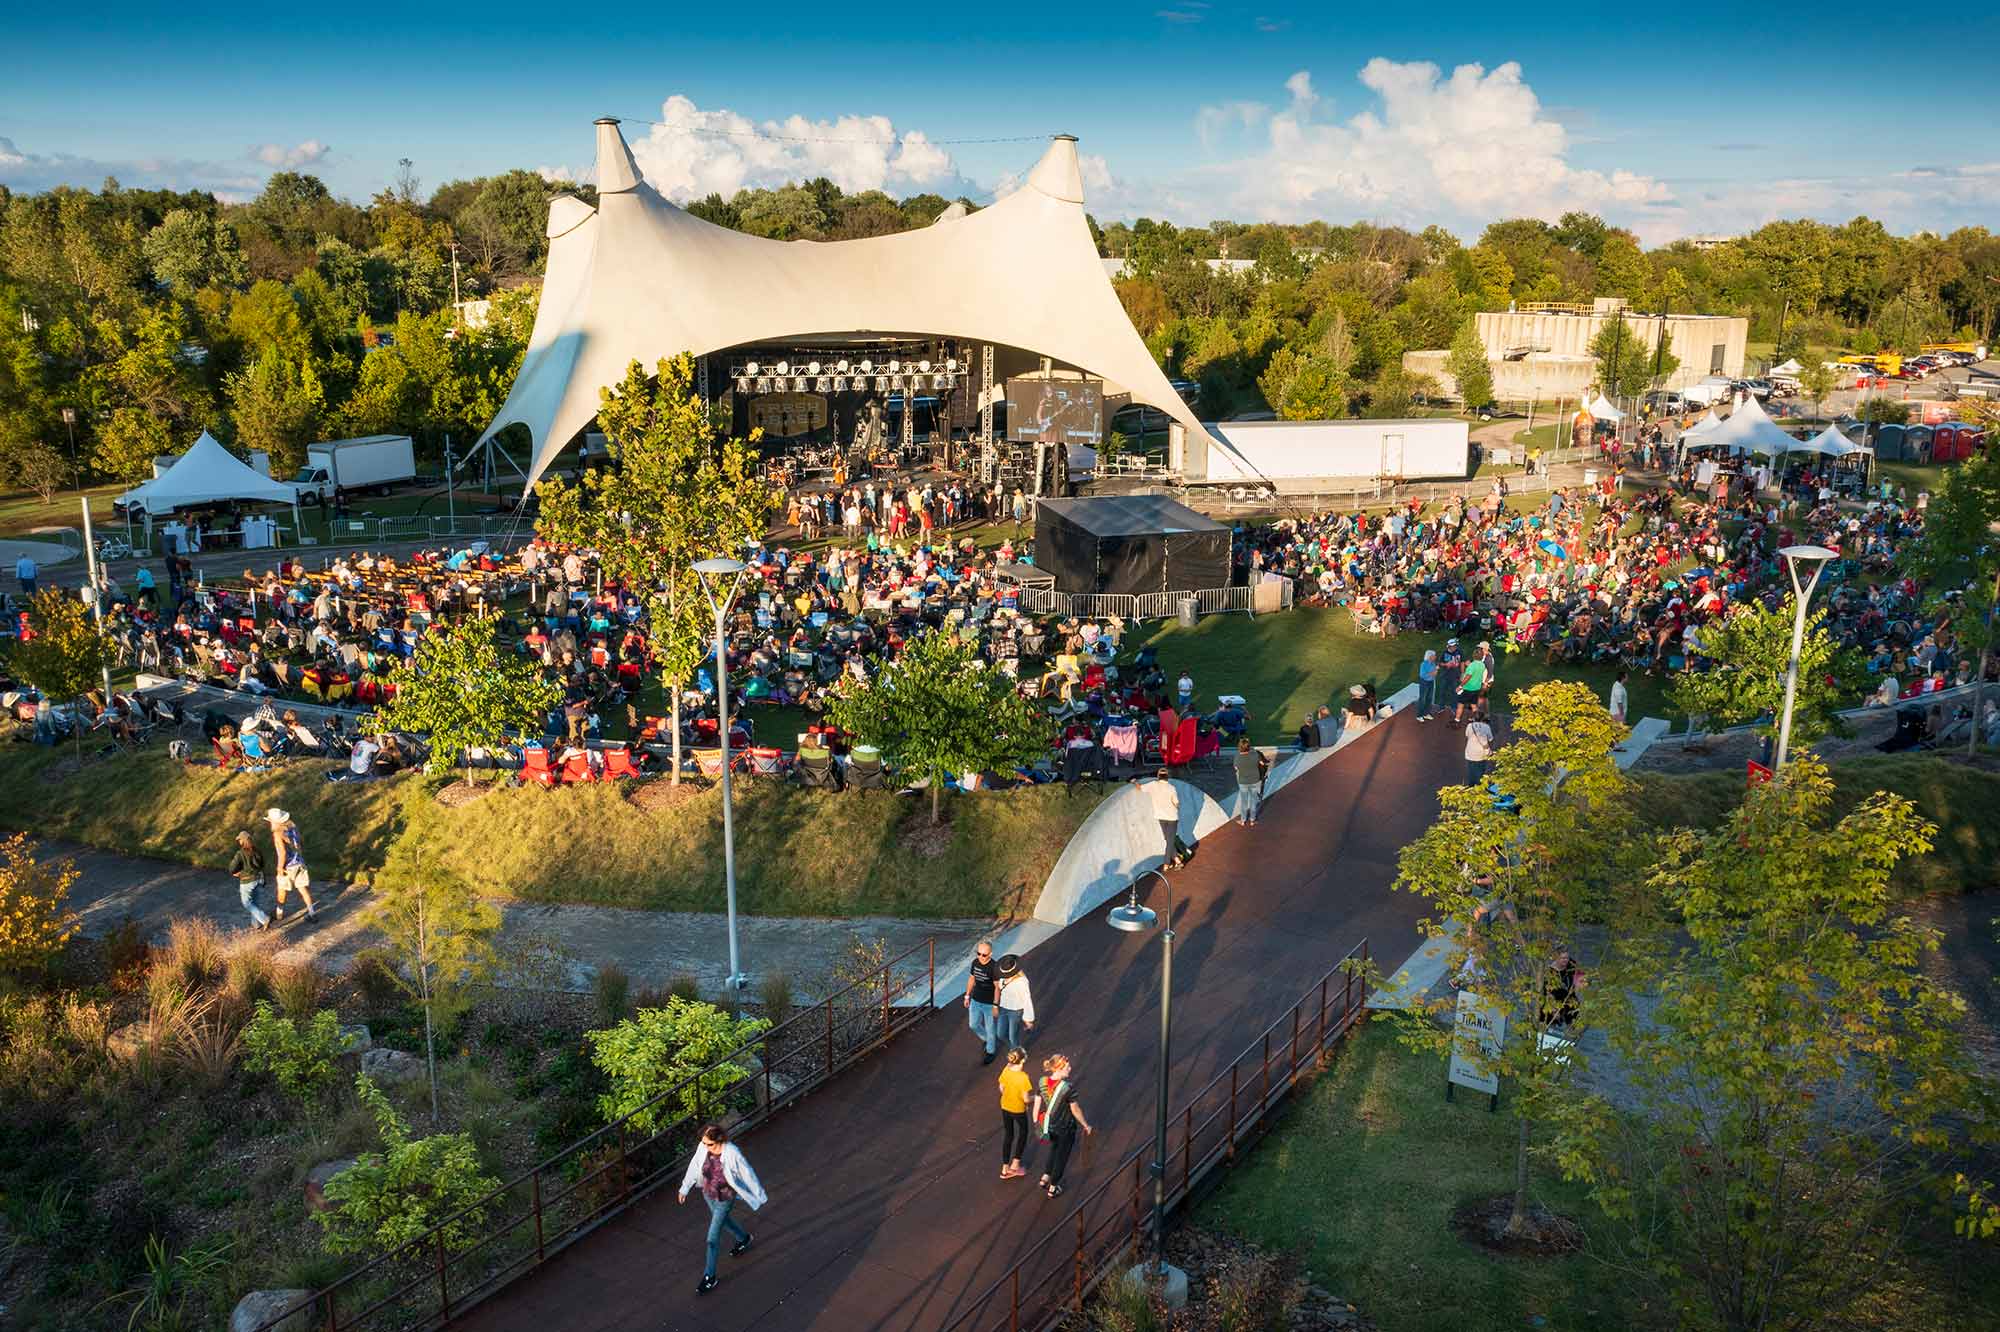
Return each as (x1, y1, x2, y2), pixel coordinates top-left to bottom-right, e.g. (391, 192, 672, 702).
(846, 748, 888, 790)
(558, 749, 595, 784)
(520, 745, 558, 788)
(747, 746, 790, 777)
(601, 744, 643, 780)
(796, 748, 842, 790)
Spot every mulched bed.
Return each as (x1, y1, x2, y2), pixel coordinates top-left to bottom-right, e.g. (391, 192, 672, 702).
(434, 779, 497, 808)
(625, 777, 709, 813)
(1448, 1194, 1584, 1258)
(897, 805, 955, 859)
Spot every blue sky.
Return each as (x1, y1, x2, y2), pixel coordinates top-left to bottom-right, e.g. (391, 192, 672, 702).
(5, 3, 1998, 243)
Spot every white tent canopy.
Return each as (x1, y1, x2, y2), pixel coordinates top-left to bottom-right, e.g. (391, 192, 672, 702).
(1680, 410, 1725, 438)
(479, 121, 1219, 490)
(1585, 392, 1623, 421)
(1791, 423, 1871, 457)
(1770, 358, 1804, 377)
(1707, 394, 1797, 458)
(116, 431, 299, 515)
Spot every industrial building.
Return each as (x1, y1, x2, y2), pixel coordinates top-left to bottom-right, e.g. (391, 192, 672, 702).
(1403, 298, 1748, 404)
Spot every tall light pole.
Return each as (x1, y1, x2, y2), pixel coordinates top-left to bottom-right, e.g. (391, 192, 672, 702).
(1107, 867, 1188, 1307)
(1773, 544, 1838, 773)
(694, 555, 751, 990)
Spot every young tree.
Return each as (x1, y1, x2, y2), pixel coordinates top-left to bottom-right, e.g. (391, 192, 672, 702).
(826, 631, 1052, 824)
(586, 996, 771, 1134)
(534, 354, 777, 784)
(318, 1073, 498, 1257)
(1550, 756, 1997, 1331)
(1904, 445, 2000, 751)
(1445, 317, 1495, 412)
(360, 844, 500, 1122)
(1796, 360, 1838, 419)
(0, 832, 81, 977)
(1590, 314, 1680, 401)
(1667, 596, 1868, 744)
(1389, 681, 1644, 1238)
(4, 588, 113, 760)
(367, 617, 561, 782)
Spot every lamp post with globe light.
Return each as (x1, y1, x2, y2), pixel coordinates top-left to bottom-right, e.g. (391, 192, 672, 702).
(1106, 867, 1189, 1308)
(1773, 543, 1838, 773)
(694, 555, 751, 990)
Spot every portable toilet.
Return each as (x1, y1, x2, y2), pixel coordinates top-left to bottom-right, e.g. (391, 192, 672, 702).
(1873, 424, 1908, 460)
(1932, 423, 1964, 461)
(1905, 425, 1934, 461)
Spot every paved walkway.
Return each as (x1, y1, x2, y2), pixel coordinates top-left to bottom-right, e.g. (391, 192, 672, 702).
(450, 711, 1463, 1332)
(53, 842, 975, 1002)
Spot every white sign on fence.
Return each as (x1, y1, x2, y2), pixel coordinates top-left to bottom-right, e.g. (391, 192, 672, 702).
(1447, 988, 1505, 1097)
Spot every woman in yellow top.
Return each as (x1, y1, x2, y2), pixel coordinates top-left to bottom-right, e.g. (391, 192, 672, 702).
(997, 1047, 1033, 1179)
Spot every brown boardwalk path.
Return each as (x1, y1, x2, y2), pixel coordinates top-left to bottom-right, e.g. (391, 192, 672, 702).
(455, 712, 1463, 1332)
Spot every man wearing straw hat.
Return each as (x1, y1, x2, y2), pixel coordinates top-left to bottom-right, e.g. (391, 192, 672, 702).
(265, 808, 319, 921)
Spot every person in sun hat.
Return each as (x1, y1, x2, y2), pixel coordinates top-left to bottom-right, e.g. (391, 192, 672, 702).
(1435, 638, 1463, 722)
(994, 953, 1036, 1051)
(264, 808, 319, 921)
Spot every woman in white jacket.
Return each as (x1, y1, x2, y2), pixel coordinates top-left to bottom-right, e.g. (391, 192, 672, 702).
(995, 954, 1036, 1050)
(676, 1122, 768, 1295)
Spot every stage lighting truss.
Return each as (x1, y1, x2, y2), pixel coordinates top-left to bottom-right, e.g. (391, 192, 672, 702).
(726, 348, 962, 395)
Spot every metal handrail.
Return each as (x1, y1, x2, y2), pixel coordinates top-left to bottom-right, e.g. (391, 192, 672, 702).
(937, 939, 1371, 1332)
(255, 936, 938, 1332)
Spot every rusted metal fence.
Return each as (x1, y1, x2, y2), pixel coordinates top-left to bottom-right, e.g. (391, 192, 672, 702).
(254, 938, 939, 1331)
(938, 940, 1371, 1332)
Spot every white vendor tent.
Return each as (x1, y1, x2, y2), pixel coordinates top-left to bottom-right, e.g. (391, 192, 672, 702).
(1680, 411, 1726, 439)
(479, 120, 1218, 490)
(1770, 358, 1804, 377)
(117, 431, 298, 514)
(1707, 394, 1797, 457)
(1585, 393, 1624, 421)
(1790, 422, 1871, 457)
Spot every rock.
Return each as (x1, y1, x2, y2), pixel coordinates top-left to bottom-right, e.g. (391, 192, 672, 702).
(230, 1290, 316, 1332)
(106, 1020, 154, 1062)
(304, 1158, 356, 1213)
(359, 1048, 423, 1085)
(336, 1024, 372, 1056)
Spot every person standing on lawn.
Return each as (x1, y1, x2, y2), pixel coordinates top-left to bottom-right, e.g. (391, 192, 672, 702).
(677, 1123, 765, 1295)
(995, 954, 1036, 1049)
(1032, 1053, 1094, 1198)
(998, 1047, 1034, 1180)
(964, 939, 1000, 1064)
(228, 830, 270, 931)
(264, 808, 318, 921)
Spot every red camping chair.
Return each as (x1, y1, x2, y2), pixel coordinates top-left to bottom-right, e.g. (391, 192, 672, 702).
(521, 746, 558, 788)
(1165, 717, 1198, 767)
(601, 744, 642, 780)
(558, 749, 595, 784)
(747, 746, 790, 777)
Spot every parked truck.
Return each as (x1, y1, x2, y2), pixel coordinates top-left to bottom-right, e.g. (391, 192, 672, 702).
(1178, 418, 1470, 497)
(291, 435, 417, 504)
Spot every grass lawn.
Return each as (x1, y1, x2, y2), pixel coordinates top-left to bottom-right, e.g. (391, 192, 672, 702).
(1196, 1023, 1644, 1332)
(1510, 422, 1570, 453)
(0, 484, 125, 541)
(0, 743, 1104, 919)
(1125, 607, 1677, 744)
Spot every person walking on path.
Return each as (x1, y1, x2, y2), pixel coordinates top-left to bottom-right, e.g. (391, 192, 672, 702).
(676, 1123, 766, 1295)
(1231, 738, 1266, 826)
(228, 830, 271, 931)
(1452, 647, 1488, 727)
(1464, 717, 1495, 788)
(995, 954, 1036, 1050)
(964, 939, 1000, 1064)
(1032, 1053, 1093, 1198)
(1144, 769, 1185, 869)
(998, 1048, 1034, 1180)
(14, 552, 36, 598)
(265, 808, 318, 921)
(1608, 668, 1630, 729)
(1474, 641, 1496, 721)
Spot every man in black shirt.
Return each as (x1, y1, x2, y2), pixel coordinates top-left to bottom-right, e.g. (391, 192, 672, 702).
(963, 939, 999, 1064)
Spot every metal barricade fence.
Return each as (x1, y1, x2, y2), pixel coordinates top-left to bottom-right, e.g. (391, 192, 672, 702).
(1009, 582, 1285, 623)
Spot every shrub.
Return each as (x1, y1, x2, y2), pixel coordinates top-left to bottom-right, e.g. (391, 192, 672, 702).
(225, 945, 277, 1007)
(167, 992, 246, 1089)
(594, 964, 631, 1024)
(0, 832, 81, 977)
(271, 962, 327, 1020)
(241, 1001, 343, 1107)
(97, 1232, 233, 1332)
(102, 916, 150, 983)
(585, 997, 771, 1134)
(0, 991, 111, 1100)
(759, 971, 794, 1027)
(667, 973, 702, 1004)
(162, 917, 228, 996)
(318, 1074, 499, 1256)
(349, 949, 400, 1010)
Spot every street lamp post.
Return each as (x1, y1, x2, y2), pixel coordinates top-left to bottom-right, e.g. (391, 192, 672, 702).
(1107, 868, 1188, 1307)
(1773, 544, 1838, 773)
(693, 556, 751, 990)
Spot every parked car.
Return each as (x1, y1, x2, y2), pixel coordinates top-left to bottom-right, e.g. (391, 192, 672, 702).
(1643, 390, 1689, 414)
(1740, 378, 1773, 399)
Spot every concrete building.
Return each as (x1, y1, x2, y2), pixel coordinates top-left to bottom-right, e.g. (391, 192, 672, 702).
(1403, 298, 1749, 404)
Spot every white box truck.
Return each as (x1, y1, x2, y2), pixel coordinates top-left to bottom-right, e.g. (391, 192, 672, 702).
(1180, 418, 1470, 496)
(292, 434, 417, 503)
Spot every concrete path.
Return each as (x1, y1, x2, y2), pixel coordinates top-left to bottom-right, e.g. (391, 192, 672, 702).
(50, 841, 978, 1003)
(445, 710, 1463, 1332)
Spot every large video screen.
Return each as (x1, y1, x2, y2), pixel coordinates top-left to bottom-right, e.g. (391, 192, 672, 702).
(1007, 378, 1103, 446)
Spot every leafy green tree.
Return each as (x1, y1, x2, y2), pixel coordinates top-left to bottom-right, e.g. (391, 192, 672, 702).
(4, 588, 113, 759)
(1, 437, 71, 504)
(533, 354, 777, 783)
(0, 832, 81, 978)
(1668, 597, 1866, 742)
(1389, 681, 1642, 1238)
(1256, 346, 1347, 420)
(227, 346, 323, 476)
(368, 617, 561, 780)
(826, 630, 1052, 824)
(91, 406, 172, 483)
(1590, 313, 1679, 401)
(1797, 360, 1838, 419)
(1859, 395, 1912, 426)
(360, 844, 501, 1122)
(1904, 445, 2000, 751)
(318, 1073, 498, 1256)
(587, 996, 771, 1134)
(141, 208, 248, 293)
(241, 1001, 343, 1110)
(1550, 756, 1997, 1332)
(1445, 317, 1494, 411)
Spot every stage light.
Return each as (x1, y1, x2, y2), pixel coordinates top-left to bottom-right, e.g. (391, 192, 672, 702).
(735, 377, 751, 393)
(932, 374, 948, 390)
(837, 359, 850, 374)
(808, 361, 822, 375)
(887, 359, 901, 374)
(873, 376, 888, 391)
(776, 361, 790, 376)
(831, 376, 845, 392)
(756, 377, 771, 393)
(946, 357, 959, 372)
(816, 376, 831, 392)
(919, 359, 932, 373)
(746, 361, 760, 375)
(860, 358, 874, 373)
(792, 376, 807, 391)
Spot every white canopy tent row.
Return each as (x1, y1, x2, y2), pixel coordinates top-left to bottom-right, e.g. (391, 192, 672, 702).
(114, 429, 302, 551)
(477, 120, 1235, 492)
(1789, 423, 1872, 457)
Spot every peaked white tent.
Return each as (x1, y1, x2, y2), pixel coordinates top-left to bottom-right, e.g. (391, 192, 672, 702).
(1585, 393, 1624, 421)
(479, 120, 1218, 490)
(1680, 410, 1725, 439)
(1791, 422, 1870, 457)
(1770, 358, 1804, 377)
(116, 431, 299, 514)
(1707, 394, 1797, 457)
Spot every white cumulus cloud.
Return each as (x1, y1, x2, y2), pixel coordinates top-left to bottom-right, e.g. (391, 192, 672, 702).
(249, 139, 331, 169)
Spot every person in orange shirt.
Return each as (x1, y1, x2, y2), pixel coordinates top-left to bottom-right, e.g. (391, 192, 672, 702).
(997, 1048, 1033, 1180)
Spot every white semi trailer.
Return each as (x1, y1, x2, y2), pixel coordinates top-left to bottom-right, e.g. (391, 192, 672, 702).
(1177, 418, 1471, 497)
(291, 434, 418, 504)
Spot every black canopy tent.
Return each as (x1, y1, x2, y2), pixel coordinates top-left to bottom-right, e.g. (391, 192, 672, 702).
(1034, 495, 1231, 596)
